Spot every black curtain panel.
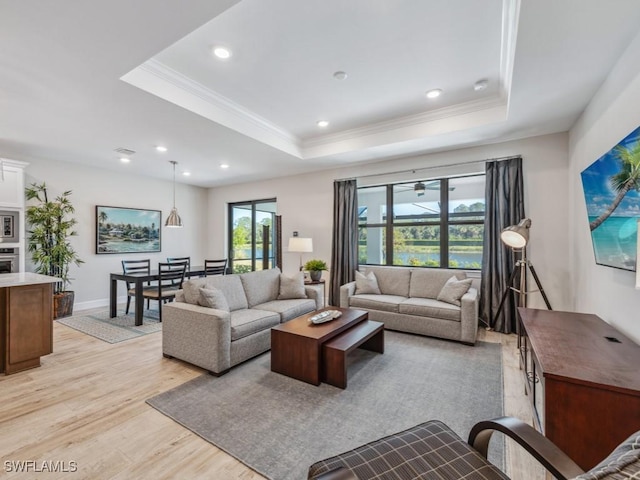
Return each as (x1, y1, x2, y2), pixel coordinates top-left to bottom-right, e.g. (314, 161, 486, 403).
(480, 156, 525, 333)
(330, 179, 358, 306)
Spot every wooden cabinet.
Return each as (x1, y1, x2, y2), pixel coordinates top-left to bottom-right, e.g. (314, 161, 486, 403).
(518, 307, 640, 470)
(1, 282, 54, 374)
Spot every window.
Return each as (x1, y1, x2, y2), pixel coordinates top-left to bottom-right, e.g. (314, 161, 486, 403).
(358, 175, 485, 269)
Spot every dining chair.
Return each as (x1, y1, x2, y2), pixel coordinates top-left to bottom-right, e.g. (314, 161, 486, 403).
(167, 256, 191, 270)
(204, 259, 227, 276)
(142, 262, 187, 322)
(121, 259, 156, 315)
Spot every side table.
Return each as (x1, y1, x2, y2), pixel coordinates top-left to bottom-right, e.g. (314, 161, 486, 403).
(305, 279, 326, 307)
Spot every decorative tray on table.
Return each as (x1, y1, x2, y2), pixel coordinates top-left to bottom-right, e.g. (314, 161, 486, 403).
(309, 310, 342, 324)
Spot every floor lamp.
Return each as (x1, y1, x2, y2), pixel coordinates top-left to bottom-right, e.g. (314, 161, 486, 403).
(494, 219, 552, 333)
(288, 237, 313, 271)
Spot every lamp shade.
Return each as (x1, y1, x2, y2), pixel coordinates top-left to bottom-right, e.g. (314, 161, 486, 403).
(165, 207, 182, 228)
(288, 237, 313, 253)
(500, 218, 532, 249)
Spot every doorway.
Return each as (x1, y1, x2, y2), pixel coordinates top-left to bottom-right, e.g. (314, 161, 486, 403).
(228, 199, 277, 273)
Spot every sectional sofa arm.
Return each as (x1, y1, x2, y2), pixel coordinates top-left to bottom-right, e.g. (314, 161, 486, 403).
(162, 302, 232, 374)
(468, 416, 584, 480)
(304, 286, 323, 310)
(339, 281, 356, 308)
(459, 287, 479, 344)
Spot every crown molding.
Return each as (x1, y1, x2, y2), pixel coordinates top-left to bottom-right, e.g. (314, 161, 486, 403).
(121, 59, 303, 158)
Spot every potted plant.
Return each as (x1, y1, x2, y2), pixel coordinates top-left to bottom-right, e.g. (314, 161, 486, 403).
(25, 182, 84, 319)
(304, 259, 327, 281)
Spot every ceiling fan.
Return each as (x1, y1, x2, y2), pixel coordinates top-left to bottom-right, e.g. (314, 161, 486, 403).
(408, 181, 454, 197)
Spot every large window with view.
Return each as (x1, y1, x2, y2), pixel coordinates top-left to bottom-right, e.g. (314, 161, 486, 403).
(358, 175, 485, 269)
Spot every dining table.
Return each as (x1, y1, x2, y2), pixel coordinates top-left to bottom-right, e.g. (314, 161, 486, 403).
(110, 265, 206, 326)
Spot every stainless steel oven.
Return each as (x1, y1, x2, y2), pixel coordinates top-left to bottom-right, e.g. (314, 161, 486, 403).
(0, 210, 18, 243)
(0, 247, 19, 273)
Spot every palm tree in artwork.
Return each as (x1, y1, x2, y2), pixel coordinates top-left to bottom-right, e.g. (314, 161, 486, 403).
(590, 140, 640, 231)
(98, 210, 108, 224)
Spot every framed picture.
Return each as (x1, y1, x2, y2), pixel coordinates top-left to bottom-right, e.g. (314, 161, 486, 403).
(581, 125, 640, 271)
(96, 206, 161, 254)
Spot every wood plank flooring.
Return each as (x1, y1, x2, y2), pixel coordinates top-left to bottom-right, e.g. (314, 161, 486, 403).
(0, 314, 545, 479)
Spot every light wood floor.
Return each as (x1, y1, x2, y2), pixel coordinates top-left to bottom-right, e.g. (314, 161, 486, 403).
(0, 312, 545, 479)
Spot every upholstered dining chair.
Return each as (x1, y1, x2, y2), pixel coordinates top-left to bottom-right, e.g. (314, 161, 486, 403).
(141, 262, 186, 322)
(121, 259, 156, 315)
(308, 416, 640, 480)
(204, 258, 227, 276)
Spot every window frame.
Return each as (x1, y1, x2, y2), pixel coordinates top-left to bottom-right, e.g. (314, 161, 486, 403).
(357, 174, 485, 270)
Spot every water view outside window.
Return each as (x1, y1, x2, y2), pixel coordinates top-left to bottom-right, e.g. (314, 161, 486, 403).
(358, 175, 485, 269)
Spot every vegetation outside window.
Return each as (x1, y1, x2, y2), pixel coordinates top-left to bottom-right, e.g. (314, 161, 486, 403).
(357, 174, 485, 269)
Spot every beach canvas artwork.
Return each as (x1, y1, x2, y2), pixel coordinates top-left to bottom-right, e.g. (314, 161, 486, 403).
(581, 126, 640, 271)
(96, 206, 161, 254)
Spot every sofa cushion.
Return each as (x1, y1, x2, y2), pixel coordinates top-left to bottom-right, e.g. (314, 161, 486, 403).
(349, 294, 407, 313)
(399, 297, 461, 322)
(229, 309, 280, 341)
(355, 270, 381, 294)
(437, 276, 473, 306)
(575, 429, 640, 479)
(409, 269, 467, 299)
(240, 268, 281, 308)
(254, 299, 317, 322)
(277, 272, 307, 300)
(182, 275, 248, 311)
(198, 287, 230, 311)
(366, 266, 411, 297)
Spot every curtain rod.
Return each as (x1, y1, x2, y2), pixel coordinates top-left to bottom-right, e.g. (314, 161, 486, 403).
(335, 154, 521, 182)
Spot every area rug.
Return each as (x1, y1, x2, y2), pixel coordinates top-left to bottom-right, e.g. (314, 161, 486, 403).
(148, 331, 504, 479)
(56, 308, 161, 343)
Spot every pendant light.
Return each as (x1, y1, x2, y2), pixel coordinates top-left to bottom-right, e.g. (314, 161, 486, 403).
(165, 160, 183, 228)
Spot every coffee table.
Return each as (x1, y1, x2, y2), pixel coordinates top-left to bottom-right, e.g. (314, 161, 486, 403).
(271, 307, 384, 387)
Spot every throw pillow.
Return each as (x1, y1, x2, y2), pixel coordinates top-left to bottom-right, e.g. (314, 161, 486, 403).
(355, 270, 381, 295)
(277, 272, 307, 300)
(437, 276, 473, 306)
(198, 287, 230, 311)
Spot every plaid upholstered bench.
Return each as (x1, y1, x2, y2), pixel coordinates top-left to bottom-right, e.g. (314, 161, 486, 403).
(308, 417, 640, 480)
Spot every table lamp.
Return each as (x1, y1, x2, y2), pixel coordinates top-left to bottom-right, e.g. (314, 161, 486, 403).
(288, 237, 313, 271)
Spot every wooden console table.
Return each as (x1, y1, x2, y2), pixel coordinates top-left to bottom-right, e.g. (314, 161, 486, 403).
(518, 307, 640, 470)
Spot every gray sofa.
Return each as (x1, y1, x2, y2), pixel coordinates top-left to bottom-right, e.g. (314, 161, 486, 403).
(162, 268, 320, 375)
(340, 266, 479, 344)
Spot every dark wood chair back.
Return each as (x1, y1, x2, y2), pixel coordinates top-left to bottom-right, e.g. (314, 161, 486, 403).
(142, 262, 187, 322)
(204, 259, 227, 276)
(122, 259, 151, 290)
(167, 256, 191, 271)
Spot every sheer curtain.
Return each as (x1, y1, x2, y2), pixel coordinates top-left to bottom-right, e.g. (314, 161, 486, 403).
(480, 156, 524, 333)
(329, 179, 358, 306)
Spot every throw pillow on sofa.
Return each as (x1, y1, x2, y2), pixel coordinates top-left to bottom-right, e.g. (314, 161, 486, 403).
(277, 272, 307, 300)
(199, 287, 230, 311)
(355, 270, 381, 294)
(437, 276, 473, 306)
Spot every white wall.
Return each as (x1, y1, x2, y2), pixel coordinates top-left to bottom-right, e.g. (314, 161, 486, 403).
(569, 30, 640, 344)
(208, 132, 570, 310)
(24, 158, 209, 309)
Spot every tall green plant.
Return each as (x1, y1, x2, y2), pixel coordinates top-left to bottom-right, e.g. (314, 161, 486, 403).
(25, 182, 84, 293)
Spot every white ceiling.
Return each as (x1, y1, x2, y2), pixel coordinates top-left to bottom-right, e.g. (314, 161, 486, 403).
(2, 0, 640, 187)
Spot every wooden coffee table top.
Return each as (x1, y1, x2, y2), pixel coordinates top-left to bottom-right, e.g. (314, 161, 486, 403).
(271, 307, 368, 342)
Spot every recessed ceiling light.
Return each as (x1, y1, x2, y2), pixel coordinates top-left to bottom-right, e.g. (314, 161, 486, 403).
(220, 163, 229, 169)
(317, 120, 330, 128)
(333, 71, 348, 80)
(213, 46, 232, 59)
(425, 89, 442, 99)
(156, 146, 168, 152)
(474, 79, 489, 91)
(182, 171, 191, 176)
(120, 157, 130, 163)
